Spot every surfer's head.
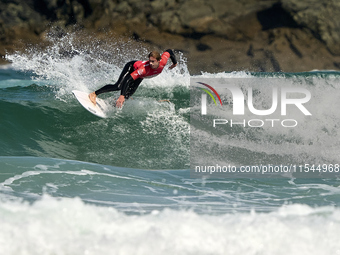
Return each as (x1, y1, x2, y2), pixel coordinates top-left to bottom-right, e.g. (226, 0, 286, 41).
(148, 51, 161, 69)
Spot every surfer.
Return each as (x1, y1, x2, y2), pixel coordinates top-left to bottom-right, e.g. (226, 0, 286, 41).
(88, 49, 178, 108)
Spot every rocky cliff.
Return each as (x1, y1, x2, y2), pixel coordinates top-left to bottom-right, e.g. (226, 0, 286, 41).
(1, 0, 340, 73)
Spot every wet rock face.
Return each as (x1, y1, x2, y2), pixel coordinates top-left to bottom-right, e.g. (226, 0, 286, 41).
(281, 0, 340, 55)
(1, 0, 340, 73)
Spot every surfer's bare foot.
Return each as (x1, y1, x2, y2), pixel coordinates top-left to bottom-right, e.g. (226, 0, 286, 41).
(89, 92, 97, 105)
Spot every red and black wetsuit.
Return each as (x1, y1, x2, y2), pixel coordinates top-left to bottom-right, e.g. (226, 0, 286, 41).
(95, 49, 177, 99)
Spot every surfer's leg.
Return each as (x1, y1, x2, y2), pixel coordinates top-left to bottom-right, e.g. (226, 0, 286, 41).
(114, 61, 136, 90)
(124, 78, 143, 99)
(95, 61, 136, 95)
(89, 61, 136, 105)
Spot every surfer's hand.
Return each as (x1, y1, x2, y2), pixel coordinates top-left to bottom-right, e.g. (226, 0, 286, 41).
(89, 92, 97, 106)
(116, 95, 125, 108)
(158, 99, 170, 103)
(169, 63, 177, 69)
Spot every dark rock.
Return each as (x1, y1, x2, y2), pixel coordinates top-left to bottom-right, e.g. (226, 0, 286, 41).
(1, 0, 340, 72)
(196, 43, 211, 52)
(257, 3, 299, 30)
(282, 0, 340, 55)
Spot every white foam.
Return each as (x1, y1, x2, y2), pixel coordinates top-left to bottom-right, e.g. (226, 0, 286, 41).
(0, 195, 339, 255)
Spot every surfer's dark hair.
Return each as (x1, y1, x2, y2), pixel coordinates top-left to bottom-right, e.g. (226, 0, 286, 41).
(148, 51, 161, 61)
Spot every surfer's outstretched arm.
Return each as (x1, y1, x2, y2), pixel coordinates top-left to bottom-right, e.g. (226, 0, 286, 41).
(165, 49, 178, 69)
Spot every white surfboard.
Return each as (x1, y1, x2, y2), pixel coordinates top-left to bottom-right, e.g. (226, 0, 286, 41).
(72, 90, 108, 118)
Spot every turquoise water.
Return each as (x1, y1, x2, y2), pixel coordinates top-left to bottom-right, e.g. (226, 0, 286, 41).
(1, 34, 340, 254)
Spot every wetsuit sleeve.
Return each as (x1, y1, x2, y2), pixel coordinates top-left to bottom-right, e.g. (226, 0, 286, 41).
(165, 49, 177, 65)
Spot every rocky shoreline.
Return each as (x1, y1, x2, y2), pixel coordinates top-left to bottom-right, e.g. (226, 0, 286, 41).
(1, 0, 340, 74)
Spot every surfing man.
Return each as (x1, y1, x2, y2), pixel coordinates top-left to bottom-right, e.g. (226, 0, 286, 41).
(89, 49, 178, 108)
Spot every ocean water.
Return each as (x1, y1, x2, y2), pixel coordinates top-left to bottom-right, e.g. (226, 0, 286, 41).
(1, 33, 340, 254)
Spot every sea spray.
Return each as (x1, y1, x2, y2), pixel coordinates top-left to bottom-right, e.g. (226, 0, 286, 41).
(6, 29, 190, 99)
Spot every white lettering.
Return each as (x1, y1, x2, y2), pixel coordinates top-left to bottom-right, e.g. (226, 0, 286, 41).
(281, 88, 312, 115)
(248, 87, 278, 115)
